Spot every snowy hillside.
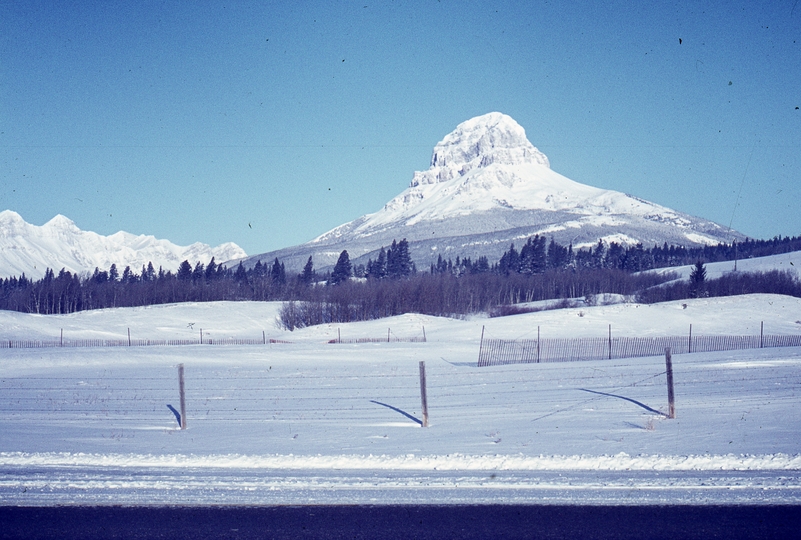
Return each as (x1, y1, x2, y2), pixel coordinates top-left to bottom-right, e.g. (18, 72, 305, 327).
(646, 249, 801, 282)
(2, 293, 800, 344)
(1, 293, 800, 505)
(0, 210, 246, 279)
(244, 113, 744, 272)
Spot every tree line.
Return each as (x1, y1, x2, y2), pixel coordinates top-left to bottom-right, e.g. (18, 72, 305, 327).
(1, 234, 800, 319)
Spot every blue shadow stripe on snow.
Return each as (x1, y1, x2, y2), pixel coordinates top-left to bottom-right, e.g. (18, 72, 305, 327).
(578, 388, 667, 417)
(369, 400, 423, 426)
(166, 404, 181, 427)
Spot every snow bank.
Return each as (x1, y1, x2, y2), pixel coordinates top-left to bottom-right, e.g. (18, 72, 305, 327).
(3, 452, 800, 471)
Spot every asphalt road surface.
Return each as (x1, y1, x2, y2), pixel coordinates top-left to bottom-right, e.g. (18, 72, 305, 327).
(1, 505, 799, 539)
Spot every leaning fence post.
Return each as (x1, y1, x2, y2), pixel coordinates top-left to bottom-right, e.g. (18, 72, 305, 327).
(178, 363, 187, 429)
(419, 361, 429, 428)
(478, 325, 485, 364)
(665, 347, 675, 419)
(422, 326, 426, 343)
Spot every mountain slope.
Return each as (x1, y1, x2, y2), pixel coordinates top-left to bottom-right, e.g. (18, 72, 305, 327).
(244, 113, 743, 272)
(0, 211, 246, 279)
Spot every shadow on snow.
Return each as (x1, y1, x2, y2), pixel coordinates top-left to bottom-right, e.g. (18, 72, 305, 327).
(578, 388, 667, 417)
(369, 400, 423, 426)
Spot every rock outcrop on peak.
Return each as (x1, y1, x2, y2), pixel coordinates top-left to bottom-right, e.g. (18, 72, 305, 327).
(411, 112, 550, 187)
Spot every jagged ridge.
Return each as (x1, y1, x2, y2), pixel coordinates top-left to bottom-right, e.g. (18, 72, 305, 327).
(0, 210, 246, 279)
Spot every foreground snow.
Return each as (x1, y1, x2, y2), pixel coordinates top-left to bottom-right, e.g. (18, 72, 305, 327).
(1, 294, 800, 505)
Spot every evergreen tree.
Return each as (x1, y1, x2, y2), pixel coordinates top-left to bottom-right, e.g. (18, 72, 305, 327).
(591, 239, 606, 269)
(146, 262, 156, 282)
(192, 262, 205, 281)
(121, 266, 134, 283)
(623, 244, 646, 272)
(109, 264, 119, 282)
(374, 247, 387, 279)
(177, 260, 193, 281)
(205, 258, 218, 281)
(329, 250, 352, 285)
(92, 267, 109, 284)
(546, 238, 569, 269)
(519, 235, 547, 274)
(474, 256, 490, 274)
(498, 243, 520, 275)
(386, 240, 399, 278)
(605, 242, 625, 270)
(253, 260, 264, 278)
(300, 256, 315, 285)
(386, 238, 412, 279)
(234, 262, 248, 283)
(690, 260, 707, 298)
(271, 258, 286, 285)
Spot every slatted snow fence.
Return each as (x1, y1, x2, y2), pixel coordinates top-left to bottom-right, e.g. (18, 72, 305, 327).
(477, 333, 801, 367)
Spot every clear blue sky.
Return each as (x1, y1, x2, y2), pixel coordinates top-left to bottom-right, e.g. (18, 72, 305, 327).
(2, 1, 799, 255)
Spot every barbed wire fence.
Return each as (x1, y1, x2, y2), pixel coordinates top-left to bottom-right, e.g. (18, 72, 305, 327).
(2, 321, 800, 436)
(3, 350, 799, 433)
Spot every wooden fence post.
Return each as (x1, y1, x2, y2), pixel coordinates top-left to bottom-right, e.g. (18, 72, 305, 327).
(200, 328, 203, 345)
(688, 324, 692, 354)
(263, 330, 266, 345)
(760, 321, 764, 348)
(178, 363, 187, 430)
(608, 324, 612, 360)
(60, 328, 63, 347)
(419, 361, 429, 428)
(388, 328, 391, 343)
(537, 326, 540, 363)
(422, 326, 426, 343)
(128, 328, 131, 346)
(478, 325, 485, 364)
(665, 348, 675, 419)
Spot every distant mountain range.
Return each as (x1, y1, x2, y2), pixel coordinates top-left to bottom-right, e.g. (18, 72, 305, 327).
(0, 211, 246, 279)
(2, 112, 746, 280)
(241, 112, 745, 272)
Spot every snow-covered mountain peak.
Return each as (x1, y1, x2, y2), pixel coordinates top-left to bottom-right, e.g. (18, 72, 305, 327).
(0, 209, 24, 222)
(0, 210, 27, 233)
(411, 112, 550, 188)
(43, 214, 80, 233)
(0, 211, 248, 279)
(294, 113, 742, 267)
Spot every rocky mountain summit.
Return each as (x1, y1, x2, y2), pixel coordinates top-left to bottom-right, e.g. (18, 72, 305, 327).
(244, 113, 743, 272)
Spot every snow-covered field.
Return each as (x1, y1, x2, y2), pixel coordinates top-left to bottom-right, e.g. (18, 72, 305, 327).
(1, 294, 800, 505)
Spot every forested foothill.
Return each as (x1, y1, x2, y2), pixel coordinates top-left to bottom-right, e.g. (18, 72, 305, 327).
(1, 235, 800, 326)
